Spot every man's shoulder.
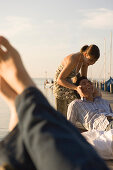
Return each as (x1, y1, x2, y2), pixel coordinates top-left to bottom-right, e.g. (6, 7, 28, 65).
(96, 97, 109, 103)
(67, 99, 82, 116)
(69, 99, 83, 106)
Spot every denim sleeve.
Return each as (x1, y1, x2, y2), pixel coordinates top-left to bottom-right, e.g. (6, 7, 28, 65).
(15, 87, 109, 170)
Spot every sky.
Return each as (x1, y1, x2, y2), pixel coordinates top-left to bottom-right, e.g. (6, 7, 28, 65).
(0, 0, 113, 80)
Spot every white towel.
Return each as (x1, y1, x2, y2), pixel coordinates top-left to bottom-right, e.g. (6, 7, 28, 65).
(82, 129, 113, 160)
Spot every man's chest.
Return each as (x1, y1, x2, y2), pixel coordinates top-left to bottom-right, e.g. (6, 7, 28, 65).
(78, 101, 110, 115)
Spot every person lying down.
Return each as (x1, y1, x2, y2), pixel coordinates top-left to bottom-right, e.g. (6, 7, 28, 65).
(67, 76, 113, 160)
(67, 76, 113, 131)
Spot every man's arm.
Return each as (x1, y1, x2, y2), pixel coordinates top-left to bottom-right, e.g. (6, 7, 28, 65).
(81, 63, 88, 77)
(67, 101, 78, 126)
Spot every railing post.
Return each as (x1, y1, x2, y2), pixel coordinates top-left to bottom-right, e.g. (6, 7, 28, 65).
(96, 81, 99, 88)
(104, 83, 107, 91)
(110, 84, 113, 93)
(99, 82, 102, 90)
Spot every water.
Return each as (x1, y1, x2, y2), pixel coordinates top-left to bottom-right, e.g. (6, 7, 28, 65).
(34, 78, 55, 108)
(0, 78, 55, 140)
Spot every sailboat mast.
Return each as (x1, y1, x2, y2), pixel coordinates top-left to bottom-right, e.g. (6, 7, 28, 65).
(104, 38, 106, 82)
(110, 31, 112, 78)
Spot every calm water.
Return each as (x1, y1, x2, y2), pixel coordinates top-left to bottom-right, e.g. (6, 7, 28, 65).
(0, 78, 55, 140)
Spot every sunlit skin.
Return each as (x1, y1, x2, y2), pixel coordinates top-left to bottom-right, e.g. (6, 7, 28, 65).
(0, 36, 36, 131)
(57, 51, 98, 97)
(83, 53, 97, 65)
(0, 36, 100, 131)
(0, 77, 18, 131)
(0, 36, 36, 95)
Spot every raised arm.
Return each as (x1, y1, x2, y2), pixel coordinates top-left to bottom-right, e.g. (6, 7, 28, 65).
(57, 53, 81, 91)
(81, 63, 88, 77)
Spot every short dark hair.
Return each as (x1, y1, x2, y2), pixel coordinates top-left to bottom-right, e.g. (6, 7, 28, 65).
(73, 76, 88, 99)
(75, 76, 87, 86)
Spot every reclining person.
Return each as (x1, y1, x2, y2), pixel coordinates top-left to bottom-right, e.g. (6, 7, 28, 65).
(67, 76, 113, 131)
(0, 36, 109, 170)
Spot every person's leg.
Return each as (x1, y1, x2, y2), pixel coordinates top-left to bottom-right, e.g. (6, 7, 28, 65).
(55, 98, 73, 118)
(16, 87, 109, 170)
(0, 77, 18, 131)
(0, 36, 36, 95)
(0, 36, 109, 170)
(55, 98, 67, 117)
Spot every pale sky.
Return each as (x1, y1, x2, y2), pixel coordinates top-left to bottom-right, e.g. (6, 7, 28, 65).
(0, 0, 113, 80)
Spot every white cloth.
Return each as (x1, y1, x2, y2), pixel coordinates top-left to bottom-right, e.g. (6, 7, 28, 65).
(82, 130, 113, 160)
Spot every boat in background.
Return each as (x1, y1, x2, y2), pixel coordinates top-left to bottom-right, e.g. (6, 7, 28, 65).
(101, 77, 113, 92)
(44, 79, 54, 88)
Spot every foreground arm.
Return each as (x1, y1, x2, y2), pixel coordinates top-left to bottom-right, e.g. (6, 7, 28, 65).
(16, 87, 108, 170)
(0, 36, 109, 170)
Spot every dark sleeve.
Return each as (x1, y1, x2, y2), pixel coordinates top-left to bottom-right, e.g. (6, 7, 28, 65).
(15, 87, 109, 170)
